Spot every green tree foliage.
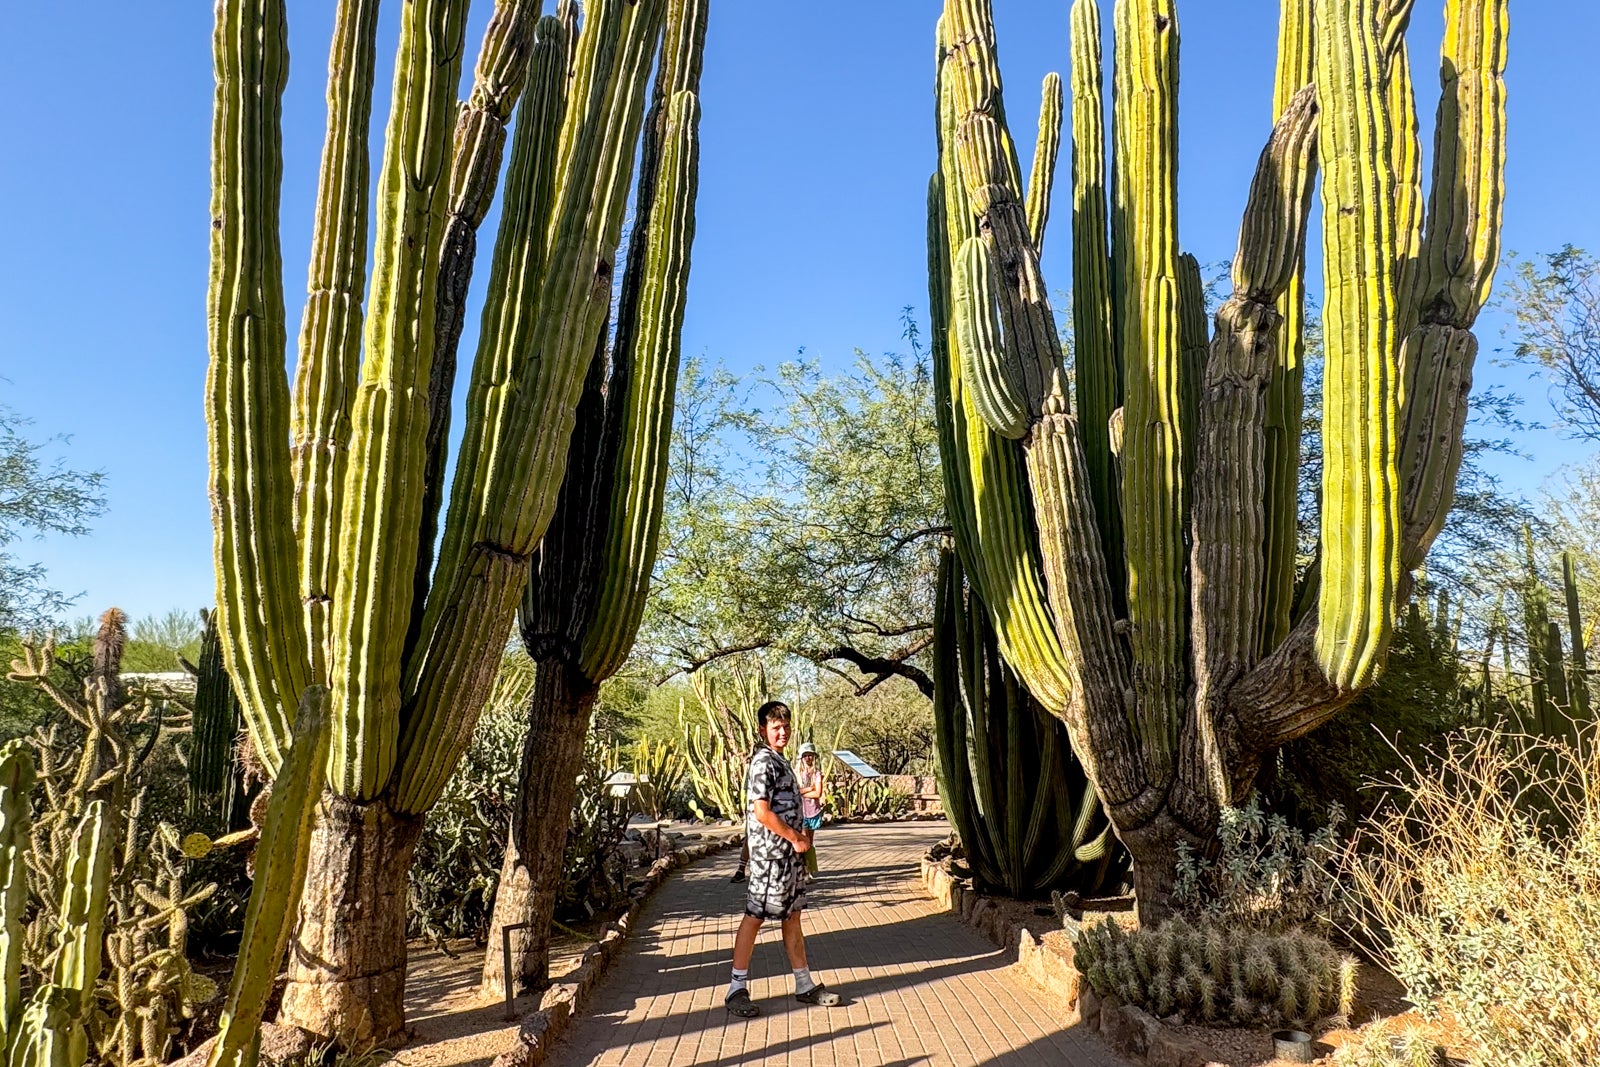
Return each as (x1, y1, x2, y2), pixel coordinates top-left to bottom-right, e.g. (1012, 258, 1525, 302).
(644, 325, 944, 695)
(0, 406, 105, 633)
(1504, 246, 1600, 443)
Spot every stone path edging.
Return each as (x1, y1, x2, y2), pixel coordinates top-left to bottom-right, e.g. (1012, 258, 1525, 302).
(490, 832, 745, 1067)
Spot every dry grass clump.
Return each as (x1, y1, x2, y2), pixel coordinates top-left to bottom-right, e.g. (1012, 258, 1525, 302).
(1341, 726, 1600, 1066)
(1330, 1018, 1447, 1067)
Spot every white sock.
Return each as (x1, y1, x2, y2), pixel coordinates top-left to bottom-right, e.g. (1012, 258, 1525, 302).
(793, 967, 816, 994)
(728, 968, 749, 998)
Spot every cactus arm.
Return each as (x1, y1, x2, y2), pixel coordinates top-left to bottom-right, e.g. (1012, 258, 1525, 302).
(1565, 552, 1591, 722)
(1176, 252, 1208, 493)
(188, 610, 242, 824)
(325, 0, 472, 799)
(1312, 0, 1402, 691)
(1260, 0, 1316, 654)
(951, 237, 1030, 440)
(946, 0, 1064, 426)
(207, 0, 306, 776)
(581, 92, 705, 681)
(207, 687, 332, 1067)
(393, 0, 669, 814)
(0, 742, 34, 1051)
(1397, 0, 1507, 568)
(1189, 86, 1319, 804)
(289, 0, 381, 685)
(1111, 0, 1187, 784)
(1069, 0, 1124, 596)
(1025, 73, 1063, 254)
(933, 20, 1077, 716)
(51, 799, 113, 1067)
(1382, 0, 1424, 333)
(409, 1, 547, 662)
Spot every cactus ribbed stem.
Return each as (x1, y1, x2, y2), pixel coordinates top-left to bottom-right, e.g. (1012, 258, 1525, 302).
(290, 0, 380, 686)
(1191, 86, 1319, 801)
(1313, 0, 1401, 690)
(1026, 74, 1063, 254)
(326, 0, 472, 800)
(1112, 0, 1186, 780)
(208, 688, 331, 1067)
(1069, 0, 1124, 600)
(1260, 0, 1315, 653)
(208, 0, 306, 776)
(1565, 552, 1591, 723)
(0, 742, 33, 1053)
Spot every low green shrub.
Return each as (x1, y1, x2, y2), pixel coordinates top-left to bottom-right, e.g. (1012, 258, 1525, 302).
(1074, 917, 1357, 1030)
(1172, 795, 1345, 933)
(831, 778, 911, 819)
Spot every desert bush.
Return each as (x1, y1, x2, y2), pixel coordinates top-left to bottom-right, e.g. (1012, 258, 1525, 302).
(1074, 917, 1357, 1030)
(1341, 726, 1600, 1067)
(1172, 795, 1345, 933)
(1330, 1019, 1450, 1067)
(629, 736, 688, 821)
(409, 661, 528, 943)
(831, 778, 911, 819)
(410, 656, 637, 941)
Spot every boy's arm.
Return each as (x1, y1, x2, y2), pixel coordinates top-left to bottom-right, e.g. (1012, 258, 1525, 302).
(753, 799, 809, 851)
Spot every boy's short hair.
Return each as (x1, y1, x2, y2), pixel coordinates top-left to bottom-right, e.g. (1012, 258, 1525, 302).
(755, 700, 792, 729)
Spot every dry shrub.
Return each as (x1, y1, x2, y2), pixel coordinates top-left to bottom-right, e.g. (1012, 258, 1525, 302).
(1341, 726, 1600, 1066)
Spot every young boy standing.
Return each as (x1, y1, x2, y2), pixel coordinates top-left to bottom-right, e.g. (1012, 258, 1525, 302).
(725, 701, 841, 1017)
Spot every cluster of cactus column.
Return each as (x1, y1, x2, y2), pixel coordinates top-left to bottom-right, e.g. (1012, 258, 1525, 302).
(928, 0, 1506, 918)
(208, 0, 705, 1045)
(933, 549, 1127, 898)
(480, 0, 708, 997)
(1512, 539, 1593, 744)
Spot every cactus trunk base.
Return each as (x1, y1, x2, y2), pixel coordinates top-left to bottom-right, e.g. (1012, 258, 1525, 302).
(481, 658, 599, 998)
(277, 793, 422, 1050)
(1118, 811, 1207, 928)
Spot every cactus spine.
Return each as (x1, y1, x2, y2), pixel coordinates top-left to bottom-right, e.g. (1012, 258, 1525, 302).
(934, 549, 1125, 897)
(928, 0, 1507, 919)
(208, 0, 705, 1044)
(483, 0, 707, 996)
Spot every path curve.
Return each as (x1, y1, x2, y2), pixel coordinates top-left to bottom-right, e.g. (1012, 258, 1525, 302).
(545, 822, 1125, 1067)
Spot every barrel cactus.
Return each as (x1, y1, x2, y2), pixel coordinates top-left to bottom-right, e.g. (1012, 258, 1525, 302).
(208, 0, 707, 1044)
(928, 0, 1507, 917)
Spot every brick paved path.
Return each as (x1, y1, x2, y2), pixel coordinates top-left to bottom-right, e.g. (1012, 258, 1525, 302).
(546, 822, 1126, 1067)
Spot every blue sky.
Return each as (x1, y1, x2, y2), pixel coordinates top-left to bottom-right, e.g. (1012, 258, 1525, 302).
(2, 1, 1595, 623)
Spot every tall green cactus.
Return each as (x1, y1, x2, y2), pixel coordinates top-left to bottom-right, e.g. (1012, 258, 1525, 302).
(208, 0, 706, 1044)
(933, 550, 1125, 898)
(186, 609, 243, 830)
(482, 0, 707, 996)
(1514, 542, 1594, 745)
(928, 0, 1507, 919)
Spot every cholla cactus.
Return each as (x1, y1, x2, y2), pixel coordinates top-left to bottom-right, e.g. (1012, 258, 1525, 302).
(5, 611, 233, 1067)
(1074, 916, 1357, 1028)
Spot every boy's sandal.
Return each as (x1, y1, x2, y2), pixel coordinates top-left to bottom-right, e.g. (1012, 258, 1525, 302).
(725, 989, 760, 1017)
(794, 984, 841, 1006)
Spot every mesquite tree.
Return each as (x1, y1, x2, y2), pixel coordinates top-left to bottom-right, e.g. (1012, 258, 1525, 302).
(208, 0, 694, 1045)
(928, 0, 1506, 919)
(480, 0, 707, 996)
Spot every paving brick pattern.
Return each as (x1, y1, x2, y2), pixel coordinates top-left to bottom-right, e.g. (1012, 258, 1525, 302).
(546, 823, 1126, 1067)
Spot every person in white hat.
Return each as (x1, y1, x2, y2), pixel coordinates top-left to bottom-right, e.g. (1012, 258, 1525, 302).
(795, 741, 825, 879)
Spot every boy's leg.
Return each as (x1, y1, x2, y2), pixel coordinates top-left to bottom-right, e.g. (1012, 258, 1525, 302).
(726, 914, 763, 1016)
(781, 911, 840, 1005)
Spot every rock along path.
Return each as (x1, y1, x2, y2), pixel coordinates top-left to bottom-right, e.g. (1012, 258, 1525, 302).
(545, 821, 1126, 1067)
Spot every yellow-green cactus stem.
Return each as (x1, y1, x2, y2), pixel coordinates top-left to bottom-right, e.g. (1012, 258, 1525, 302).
(208, 688, 332, 1067)
(1313, 0, 1402, 690)
(52, 801, 112, 1067)
(1111, 0, 1186, 780)
(1026, 73, 1063, 254)
(0, 742, 34, 1053)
